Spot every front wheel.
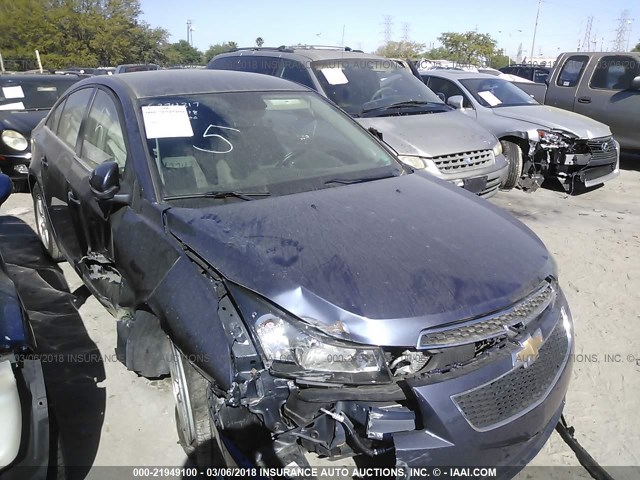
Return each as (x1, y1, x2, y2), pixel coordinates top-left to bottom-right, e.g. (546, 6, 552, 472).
(32, 183, 63, 261)
(500, 140, 523, 191)
(169, 343, 226, 466)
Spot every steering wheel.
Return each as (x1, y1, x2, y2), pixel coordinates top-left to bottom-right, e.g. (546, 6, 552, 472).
(277, 149, 308, 168)
(370, 86, 395, 101)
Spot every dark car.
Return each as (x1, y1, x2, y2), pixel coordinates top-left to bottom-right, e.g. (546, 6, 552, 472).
(499, 65, 551, 84)
(29, 70, 573, 475)
(0, 174, 54, 479)
(0, 74, 79, 190)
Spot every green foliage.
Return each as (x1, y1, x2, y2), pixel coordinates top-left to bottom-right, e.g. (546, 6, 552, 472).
(255, 37, 264, 47)
(375, 40, 426, 59)
(633, 41, 640, 52)
(422, 46, 452, 60)
(163, 40, 203, 66)
(438, 31, 497, 66)
(0, 0, 168, 69)
(202, 41, 238, 63)
(488, 52, 514, 69)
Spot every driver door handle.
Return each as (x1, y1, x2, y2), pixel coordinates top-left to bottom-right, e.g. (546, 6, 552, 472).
(67, 191, 81, 205)
(577, 96, 592, 104)
(41, 157, 49, 168)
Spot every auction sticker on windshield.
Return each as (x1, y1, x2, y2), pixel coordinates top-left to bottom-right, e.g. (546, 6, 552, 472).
(320, 68, 348, 85)
(478, 90, 502, 106)
(141, 104, 194, 138)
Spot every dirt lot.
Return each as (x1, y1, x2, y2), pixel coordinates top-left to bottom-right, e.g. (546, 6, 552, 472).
(1, 157, 639, 479)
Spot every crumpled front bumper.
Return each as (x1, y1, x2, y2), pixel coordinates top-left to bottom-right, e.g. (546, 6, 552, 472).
(390, 296, 574, 477)
(0, 152, 31, 180)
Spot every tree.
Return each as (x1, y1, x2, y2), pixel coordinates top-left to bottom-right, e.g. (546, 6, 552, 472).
(202, 41, 238, 63)
(438, 31, 497, 66)
(422, 46, 452, 60)
(375, 40, 425, 58)
(255, 37, 264, 47)
(163, 40, 203, 65)
(633, 41, 640, 52)
(0, 0, 169, 69)
(487, 51, 514, 69)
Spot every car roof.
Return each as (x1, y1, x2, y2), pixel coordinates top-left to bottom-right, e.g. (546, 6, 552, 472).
(214, 46, 386, 63)
(420, 70, 500, 81)
(70, 69, 309, 98)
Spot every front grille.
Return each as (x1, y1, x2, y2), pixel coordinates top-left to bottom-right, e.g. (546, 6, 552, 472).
(418, 282, 555, 349)
(432, 150, 493, 172)
(451, 319, 569, 431)
(587, 136, 617, 163)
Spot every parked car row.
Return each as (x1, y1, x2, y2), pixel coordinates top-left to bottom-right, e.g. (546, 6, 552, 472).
(1, 46, 630, 478)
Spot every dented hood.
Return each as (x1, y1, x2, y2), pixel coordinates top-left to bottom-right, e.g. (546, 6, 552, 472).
(355, 110, 497, 157)
(165, 173, 554, 347)
(492, 105, 611, 139)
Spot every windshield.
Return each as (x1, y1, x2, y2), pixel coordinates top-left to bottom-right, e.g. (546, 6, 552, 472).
(0, 77, 79, 111)
(460, 78, 539, 108)
(310, 59, 446, 116)
(139, 91, 403, 200)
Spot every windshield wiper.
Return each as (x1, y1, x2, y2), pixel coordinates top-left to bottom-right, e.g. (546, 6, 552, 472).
(361, 100, 440, 114)
(324, 172, 400, 185)
(164, 190, 271, 201)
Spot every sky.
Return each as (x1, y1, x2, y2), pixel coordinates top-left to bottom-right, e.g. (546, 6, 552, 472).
(139, 0, 640, 59)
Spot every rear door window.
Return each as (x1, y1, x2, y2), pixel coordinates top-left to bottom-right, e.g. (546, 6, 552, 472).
(57, 88, 94, 150)
(556, 55, 589, 87)
(589, 55, 640, 90)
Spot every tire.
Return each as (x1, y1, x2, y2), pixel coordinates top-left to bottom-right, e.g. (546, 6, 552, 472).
(32, 183, 63, 261)
(169, 343, 225, 467)
(500, 140, 523, 191)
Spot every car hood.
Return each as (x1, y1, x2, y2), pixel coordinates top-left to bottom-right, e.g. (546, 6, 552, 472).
(0, 110, 48, 136)
(165, 173, 554, 347)
(356, 110, 497, 157)
(492, 105, 611, 139)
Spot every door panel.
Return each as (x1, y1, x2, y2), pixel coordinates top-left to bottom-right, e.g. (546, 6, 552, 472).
(44, 88, 95, 262)
(545, 55, 591, 111)
(575, 55, 640, 150)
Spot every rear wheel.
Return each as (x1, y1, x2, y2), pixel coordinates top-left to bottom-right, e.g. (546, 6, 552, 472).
(32, 183, 63, 261)
(169, 343, 226, 467)
(500, 140, 523, 190)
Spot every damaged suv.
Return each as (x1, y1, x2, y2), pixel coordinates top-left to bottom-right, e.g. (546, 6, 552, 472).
(29, 70, 573, 475)
(422, 70, 619, 192)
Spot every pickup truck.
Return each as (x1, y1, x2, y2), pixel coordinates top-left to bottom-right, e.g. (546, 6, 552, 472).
(517, 52, 640, 151)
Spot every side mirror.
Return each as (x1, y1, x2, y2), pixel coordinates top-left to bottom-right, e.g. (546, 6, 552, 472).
(0, 173, 12, 207)
(631, 76, 640, 90)
(447, 95, 464, 109)
(89, 161, 129, 204)
(436, 92, 446, 102)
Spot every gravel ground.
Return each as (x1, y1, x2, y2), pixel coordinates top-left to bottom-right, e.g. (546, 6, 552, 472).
(1, 156, 638, 479)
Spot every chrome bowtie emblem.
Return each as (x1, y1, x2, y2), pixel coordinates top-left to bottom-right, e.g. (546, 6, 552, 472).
(512, 329, 544, 369)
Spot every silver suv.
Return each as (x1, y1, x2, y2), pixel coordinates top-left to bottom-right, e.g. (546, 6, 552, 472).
(209, 46, 508, 197)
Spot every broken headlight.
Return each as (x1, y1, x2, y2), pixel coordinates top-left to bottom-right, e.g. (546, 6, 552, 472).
(228, 285, 390, 384)
(535, 129, 572, 147)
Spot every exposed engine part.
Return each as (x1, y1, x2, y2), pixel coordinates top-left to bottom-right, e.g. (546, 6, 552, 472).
(388, 349, 430, 376)
(321, 408, 393, 457)
(366, 404, 416, 440)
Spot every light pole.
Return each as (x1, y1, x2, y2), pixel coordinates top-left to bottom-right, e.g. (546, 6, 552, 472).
(530, 0, 542, 65)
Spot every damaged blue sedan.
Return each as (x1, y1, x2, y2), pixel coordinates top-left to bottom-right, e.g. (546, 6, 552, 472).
(28, 70, 573, 475)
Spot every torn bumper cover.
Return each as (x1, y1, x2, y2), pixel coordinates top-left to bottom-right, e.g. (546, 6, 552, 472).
(523, 130, 619, 192)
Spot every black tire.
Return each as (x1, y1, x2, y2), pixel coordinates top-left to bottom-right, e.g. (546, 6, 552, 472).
(500, 140, 523, 191)
(32, 183, 63, 261)
(169, 344, 226, 467)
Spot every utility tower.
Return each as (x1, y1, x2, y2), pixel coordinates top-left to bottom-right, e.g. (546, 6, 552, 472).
(580, 16, 593, 52)
(382, 15, 393, 43)
(613, 10, 632, 51)
(402, 22, 410, 42)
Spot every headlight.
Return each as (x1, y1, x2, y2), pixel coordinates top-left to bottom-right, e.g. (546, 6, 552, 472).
(1, 130, 28, 151)
(492, 141, 502, 157)
(397, 155, 426, 170)
(397, 155, 441, 176)
(230, 286, 391, 384)
(536, 129, 571, 146)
